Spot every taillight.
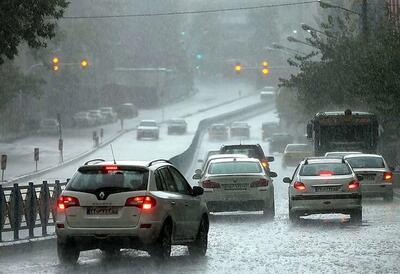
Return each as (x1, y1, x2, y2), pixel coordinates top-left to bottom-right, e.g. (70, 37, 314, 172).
(202, 180, 221, 188)
(293, 181, 306, 191)
(125, 196, 156, 210)
(57, 195, 80, 210)
(348, 180, 360, 190)
(250, 178, 269, 187)
(383, 172, 393, 182)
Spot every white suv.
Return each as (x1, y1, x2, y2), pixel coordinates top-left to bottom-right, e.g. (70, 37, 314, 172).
(56, 159, 209, 264)
(284, 157, 363, 222)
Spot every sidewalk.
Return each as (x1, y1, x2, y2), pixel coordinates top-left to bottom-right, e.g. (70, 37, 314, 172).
(0, 80, 257, 182)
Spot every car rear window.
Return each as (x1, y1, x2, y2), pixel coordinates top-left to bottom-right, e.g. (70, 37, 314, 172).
(140, 121, 156, 127)
(299, 163, 351, 176)
(66, 167, 149, 193)
(346, 157, 385, 168)
(208, 161, 262, 174)
(221, 147, 263, 159)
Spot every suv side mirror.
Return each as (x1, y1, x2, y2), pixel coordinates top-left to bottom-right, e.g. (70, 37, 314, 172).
(266, 156, 275, 162)
(269, 171, 278, 178)
(283, 177, 292, 183)
(192, 173, 202, 180)
(192, 186, 204, 196)
(357, 174, 364, 181)
(195, 169, 202, 174)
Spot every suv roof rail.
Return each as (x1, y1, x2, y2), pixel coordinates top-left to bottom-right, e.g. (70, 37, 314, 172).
(147, 159, 171, 167)
(84, 159, 105, 166)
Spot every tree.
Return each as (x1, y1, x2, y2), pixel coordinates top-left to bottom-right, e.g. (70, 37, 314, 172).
(0, 0, 69, 64)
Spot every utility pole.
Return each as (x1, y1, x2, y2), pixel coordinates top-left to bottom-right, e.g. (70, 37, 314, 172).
(361, 0, 368, 40)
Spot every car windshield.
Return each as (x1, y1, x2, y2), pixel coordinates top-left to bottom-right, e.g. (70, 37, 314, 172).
(208, 161, 262, 174)
(346, 157, 385, 169)
(299, 163, 352, 176)
(140, 121, 156, 127)
(67, 168, 148, 193)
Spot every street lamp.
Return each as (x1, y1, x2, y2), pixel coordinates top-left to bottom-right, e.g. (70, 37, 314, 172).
(271, 43, 307, 56)
(318, 0, 360, 15)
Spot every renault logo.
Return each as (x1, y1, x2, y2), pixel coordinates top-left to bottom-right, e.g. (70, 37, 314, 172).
(99, 192, 105, 200)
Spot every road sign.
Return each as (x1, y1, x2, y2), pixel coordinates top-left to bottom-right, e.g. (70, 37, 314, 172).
(34, 148, 39, 162)
(1, 155, 7, 170)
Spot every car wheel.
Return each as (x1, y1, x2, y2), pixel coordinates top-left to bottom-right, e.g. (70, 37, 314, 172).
(263, 200, 275, 219)
(149, 222, 172, 260)
(384, 192, 393, 202)
(188, 217, 209, 257)
(57, 241, 79, 265)
(289, 210, 300, 223)
(350, 208, 362, 223)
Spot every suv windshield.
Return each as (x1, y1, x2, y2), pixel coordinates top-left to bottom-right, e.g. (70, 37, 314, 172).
(67, 167, 149, 193)
(208, 161, 262, 174)
(346, 157, 385, 168)
(300, 163, 351, 176)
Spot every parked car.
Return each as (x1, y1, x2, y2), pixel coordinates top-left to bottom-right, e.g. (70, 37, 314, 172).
(73, 112, 96, 127)
(344, 154, 393, 201)
(282, 143, 313, 168)
(167, 118, 187, 135)
(261, 122, 279, 141)
(208, 124, 228, 140)
(268, 133, 294, 154)
(229, 122, 250, 138)
(88, 109, 106, 125)
(55, 159, 208, 264)
(219, 144, 274, 173)
(283, 157, 363, 222)
(117, 103, 139, 119)
(193, 157, 276, 217)
(99, 107, 118, 123)
(137, 120, 160, 140)
(38, 118, 59, 135)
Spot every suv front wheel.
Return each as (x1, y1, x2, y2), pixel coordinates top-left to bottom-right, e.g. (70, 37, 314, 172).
(188, 217, 208, 257)
(149, 222, 172, 260)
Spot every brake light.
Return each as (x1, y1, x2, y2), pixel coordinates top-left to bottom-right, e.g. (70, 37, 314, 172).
(202, 180, 221, 188)
(261, 160, 269, 168)
(125, 196, 156, 210)
(383, 172, 393, 181)
(250, 178, 269, 187)
(348, 180, 360, 190)
(293, 181, 306, 191)
(57, 195, 80, 210)
(104, 165, 119, 171)
(319, 170, 334, 176)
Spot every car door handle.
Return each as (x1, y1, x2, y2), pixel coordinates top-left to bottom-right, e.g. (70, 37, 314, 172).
(170, 201, 176, 206)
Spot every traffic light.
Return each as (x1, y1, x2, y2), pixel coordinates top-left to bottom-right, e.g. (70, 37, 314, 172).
(52, 65, 60, 72)
(80, 59, 89, 68)
(234, 63, 242, 73)
(52, 57, 60, 72)
(261, 60, 269, 76)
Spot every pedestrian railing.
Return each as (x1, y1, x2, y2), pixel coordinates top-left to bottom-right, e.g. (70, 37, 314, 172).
(0, 180, 67, 242)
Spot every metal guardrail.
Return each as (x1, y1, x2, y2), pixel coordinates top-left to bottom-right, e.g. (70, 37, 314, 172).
(0, 180, 67, 242)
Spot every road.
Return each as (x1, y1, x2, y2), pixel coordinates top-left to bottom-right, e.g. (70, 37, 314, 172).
(1, 109, 400, 273)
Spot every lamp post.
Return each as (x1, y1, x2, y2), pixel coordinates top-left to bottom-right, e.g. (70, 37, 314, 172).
(287, 36, 315, 48)
(271, 43, 307, 56)
(301, 23, 334, 37)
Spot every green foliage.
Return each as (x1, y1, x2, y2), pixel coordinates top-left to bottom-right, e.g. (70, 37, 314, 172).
(0, 0, 69, 64)
(280, 15, 400, 136)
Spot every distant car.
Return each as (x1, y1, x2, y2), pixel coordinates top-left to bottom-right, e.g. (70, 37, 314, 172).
(73, 112, 96, 127)
(38, 119, 59, 135)
(208, 124, 228, 140)
(117, 103, 139, 119)
(88, 109, 106, 125)
(167, 118, 187, 135)
(99, 107, 118, 123)
(261, 122, 279, 141)
(344, 154, 393, 201)
(193, 157, 276, 217)
(268, 133, 294, 154)
(325, 151, 363, 157)
(198, 150, 220, 170)
(137, 120, 160, 140)
(283, 157, 363, 222)
(55, 159, 208, 264)
(282, 144, 313, 168)
(260, 86, 275, 101)
(229, 122, 250, 138)
(219, 144, 274, 173)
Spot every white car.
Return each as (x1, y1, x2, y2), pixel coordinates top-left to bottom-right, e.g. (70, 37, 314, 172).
(284, 157, 362, 222)
(194, 157, 276, 217)
(56, 159, 209, 264)
(99, 107, 118, 123)
(193, 153, 248, 179)
(137, 120, 160, 140)
(344, 154, 393, 201)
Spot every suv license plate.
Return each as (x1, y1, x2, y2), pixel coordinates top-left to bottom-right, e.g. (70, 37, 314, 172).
(87, 207, 118, 215)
